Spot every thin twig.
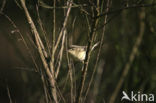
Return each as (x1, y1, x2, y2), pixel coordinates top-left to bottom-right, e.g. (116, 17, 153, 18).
(66, 38, 73, 102)
(41, 70, 49, 103)
(95, 12, 120, 32)
(109, 8, 145, 103)
(91, 60, 105, 102)
(21, 1, 48, 59)
(53, 0, 72, 53)
(51, 0, 56, 76)
(55, 83, 66, 103)
(66, 36, 75, 103)
(36, 5, 51, 55)
(39, 1, 88, 9)
(0, 0, 6, 12)
(96, 3, 156, 18)
(53, 0, 56, 48)
(7, 86, 13, 103)
(14, 0, 22, 9)
(0, 12, 39, 72)
(49, 0, 56, 82)
(84, 0, 110, 102)
(20, 0, 58, 102)
(76, 9, 99, 103)
(49, 0, 72, 81)
(55, 31, 66, 78)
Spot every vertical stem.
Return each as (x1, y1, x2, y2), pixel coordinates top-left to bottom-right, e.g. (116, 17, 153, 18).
(84, 0, 110, 102)
(53, 0, 56, 49)
(66, 37, 75, 103)
(53, 1, 72, 53)
(76, 9, 99, 102)
(109, 8, 145, 103)
(51, 0, 56, 74)
(20, 0, 58, 102)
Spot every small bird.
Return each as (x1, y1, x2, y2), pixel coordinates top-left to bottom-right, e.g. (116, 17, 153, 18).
(68, 42, 100, 61)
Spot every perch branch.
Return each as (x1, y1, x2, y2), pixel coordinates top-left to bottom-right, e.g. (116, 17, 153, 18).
(84, 0, 110, 102)
(76, 8, 100, 103)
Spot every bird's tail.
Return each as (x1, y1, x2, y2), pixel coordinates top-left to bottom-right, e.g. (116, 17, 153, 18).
(91, 41, 100, 51)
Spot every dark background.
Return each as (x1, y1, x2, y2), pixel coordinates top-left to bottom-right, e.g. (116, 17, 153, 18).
(0, 0, 156, 103)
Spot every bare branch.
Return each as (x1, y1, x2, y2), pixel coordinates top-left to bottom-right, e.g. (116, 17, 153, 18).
(96, 3, 156, 18)
(20, 0, 58, 102)
(109, 8, 145, 103)
(0, 12, 40, 72)
(53, 0, 72, 53)
(36, 5, 51, 55)
(39, 0, 87, 9)
(0, 0, 6, 12)
(7, 86, 13, 103)
(49, 0, 72, 81)
(84, 0, 110, 102)
(76, 9, 100, 103)
(91, 60, 105, 103)
(41, 71, 49, 103)
(50, 0, 56, 80)
(55, 31, 66, 78)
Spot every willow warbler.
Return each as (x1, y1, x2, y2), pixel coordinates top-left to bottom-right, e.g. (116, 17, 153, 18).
(68, 42, 100, 61)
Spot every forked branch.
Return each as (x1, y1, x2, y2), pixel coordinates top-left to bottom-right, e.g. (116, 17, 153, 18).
(20, 0, 58, 102)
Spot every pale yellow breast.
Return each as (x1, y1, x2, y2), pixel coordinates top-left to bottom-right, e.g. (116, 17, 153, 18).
(77, 51, 86, 61)
(68, 50, 86, 61)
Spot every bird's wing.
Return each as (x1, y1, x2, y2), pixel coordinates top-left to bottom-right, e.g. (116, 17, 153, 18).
(70, 45, 86, 49)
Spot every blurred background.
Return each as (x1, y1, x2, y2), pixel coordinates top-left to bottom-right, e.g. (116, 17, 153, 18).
(0, 0, 156, 103)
